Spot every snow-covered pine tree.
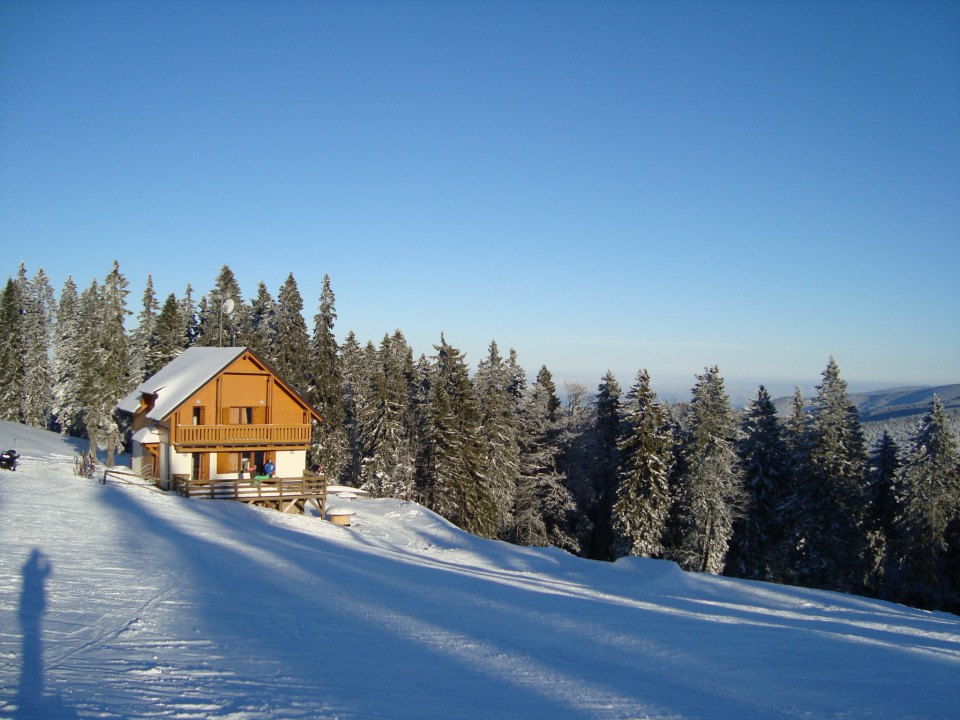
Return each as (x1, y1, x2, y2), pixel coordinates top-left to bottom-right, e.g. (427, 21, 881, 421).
(862, 431, 900, 594)
(152, 293, 187, 371)
(506, 348, 526, 403)
(726, 385, 790, 581)
(422, 335, 495, 538)
(778, 386, 813, 585)
(196, 266, 245, 347)
(360, 331, 417, 499)
(798, 357, 869, 592)
(51, 276, 84, 435)
(473, 340, 521, 539)
(0, 277, 26, 422)
(411, 352, 433, 501)
(589, 370, 623, 560)
(783, 386, 809, 465)
(561, 381, 598, 553)
(94, 261, 132, 466)
(884, 396, 960, 610)
(129, 274, 159, 385)
(18, 266, 56, 428)
(612, 369, 675, 559)
(340, 333, 389, 489)
(535, 365, 561, 420)
(76, 279, 104, 452)
(307, 274, 348, 482)
(669, 366, 743, 574)
(514, 366, 579, 552)
(272, 273, 310, 392)
(179, 283, 198, 348)
(246, 281, 277, 360)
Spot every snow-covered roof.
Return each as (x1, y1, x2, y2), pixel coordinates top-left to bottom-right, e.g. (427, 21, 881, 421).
(118, 347, 248, 422)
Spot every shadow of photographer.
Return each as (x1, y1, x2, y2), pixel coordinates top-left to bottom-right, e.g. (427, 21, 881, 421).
(16, 549, 77, 719)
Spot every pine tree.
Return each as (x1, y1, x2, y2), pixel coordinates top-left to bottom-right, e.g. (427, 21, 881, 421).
(360, 332, 417, 499)
(885, 396, 960, 609)
(506, 348, 526, 402)
(726, 386, 790, 580)
(19, 267, 56, 428)
(411, 352, 434, 502)
(669, 366, 742, 574)
(561, 380, 597, 554)
(129, 275, 159, 385)
(778, 386, 812, 584)
(51, 277, 83, 435)
(197, 266, 244, 347)
(473, 340, 521, 539)
(535, 365, 561, 420)
(612, 369, 675, 558)
(246, 281, 276, 360)
(862, 431, 901, 594)
(589, 370, 623, 560)
(0, 278, 25, 422)
(339, 333, 379, 486)
(76, 279, 103, 449)
(797, 357, 869, 592)
(422, 335, 495, 538)
(308, 274, 348, 481)
(153, 293, 186, 371)
(514, 366, 579, 552)
(179, 283, 198, 348)
(92, 261, 132, 465)
(272, 273, 309, 391)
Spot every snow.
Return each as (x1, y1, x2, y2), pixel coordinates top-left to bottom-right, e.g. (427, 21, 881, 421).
(1, 421, 959, 720)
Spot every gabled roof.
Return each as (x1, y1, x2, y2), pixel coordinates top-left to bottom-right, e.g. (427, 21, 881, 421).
(118, 347, 320, 423)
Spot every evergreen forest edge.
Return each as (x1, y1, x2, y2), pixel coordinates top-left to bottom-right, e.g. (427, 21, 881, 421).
(2, 261, 959, 616)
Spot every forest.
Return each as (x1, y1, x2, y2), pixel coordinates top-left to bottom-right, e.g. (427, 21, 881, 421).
(2, 261, 958, 615)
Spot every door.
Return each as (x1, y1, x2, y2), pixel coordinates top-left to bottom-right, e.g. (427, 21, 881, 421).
(192, 453, 209, 480)
(145, 443, 160, 478)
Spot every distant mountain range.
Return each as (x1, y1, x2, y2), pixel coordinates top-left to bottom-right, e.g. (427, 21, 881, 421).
(773, 384, 960, 445)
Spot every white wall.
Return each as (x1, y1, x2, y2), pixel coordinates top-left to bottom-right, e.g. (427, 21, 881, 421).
(275, 450, 307, 478)
(169, 450, 192, 479)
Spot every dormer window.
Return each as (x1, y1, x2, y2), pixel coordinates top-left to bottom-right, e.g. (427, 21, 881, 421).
(138, 393, 157, 414)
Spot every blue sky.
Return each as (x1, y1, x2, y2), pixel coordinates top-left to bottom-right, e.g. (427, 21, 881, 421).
(1, 0, 958, 397)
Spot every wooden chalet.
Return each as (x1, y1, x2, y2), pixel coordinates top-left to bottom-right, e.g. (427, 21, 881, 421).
(118, 347, 325, 515)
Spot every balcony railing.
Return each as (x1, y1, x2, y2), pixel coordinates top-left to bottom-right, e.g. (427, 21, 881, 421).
(175, 424, 311, 448)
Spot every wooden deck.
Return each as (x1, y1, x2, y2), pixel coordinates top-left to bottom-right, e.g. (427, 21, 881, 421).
(173, 470, 326, 516)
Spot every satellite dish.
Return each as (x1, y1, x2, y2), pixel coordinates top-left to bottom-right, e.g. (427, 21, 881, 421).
(223, 298, 235, 315)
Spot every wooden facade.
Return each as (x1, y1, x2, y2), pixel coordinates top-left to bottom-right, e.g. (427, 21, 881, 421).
(119, 348, 325, 514)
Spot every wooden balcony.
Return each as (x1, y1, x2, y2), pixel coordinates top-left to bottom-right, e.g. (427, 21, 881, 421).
(174, 423, 311, 449)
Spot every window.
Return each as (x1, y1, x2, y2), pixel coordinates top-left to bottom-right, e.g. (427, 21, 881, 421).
(229, 407, 254, 425)
(218, 451, 254, 475)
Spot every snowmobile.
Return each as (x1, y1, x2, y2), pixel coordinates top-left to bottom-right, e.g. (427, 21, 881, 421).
(0, 449, 19, 471)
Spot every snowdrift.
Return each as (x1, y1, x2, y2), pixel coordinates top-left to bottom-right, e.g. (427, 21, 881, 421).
(1, 421, 958, 719)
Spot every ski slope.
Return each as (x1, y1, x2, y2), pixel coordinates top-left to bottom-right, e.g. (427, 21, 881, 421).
(1, 421, 958, 719)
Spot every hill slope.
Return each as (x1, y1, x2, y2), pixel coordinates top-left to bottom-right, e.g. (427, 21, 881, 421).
(773, 383, 960, 444)
(1, 422, 958, 719)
